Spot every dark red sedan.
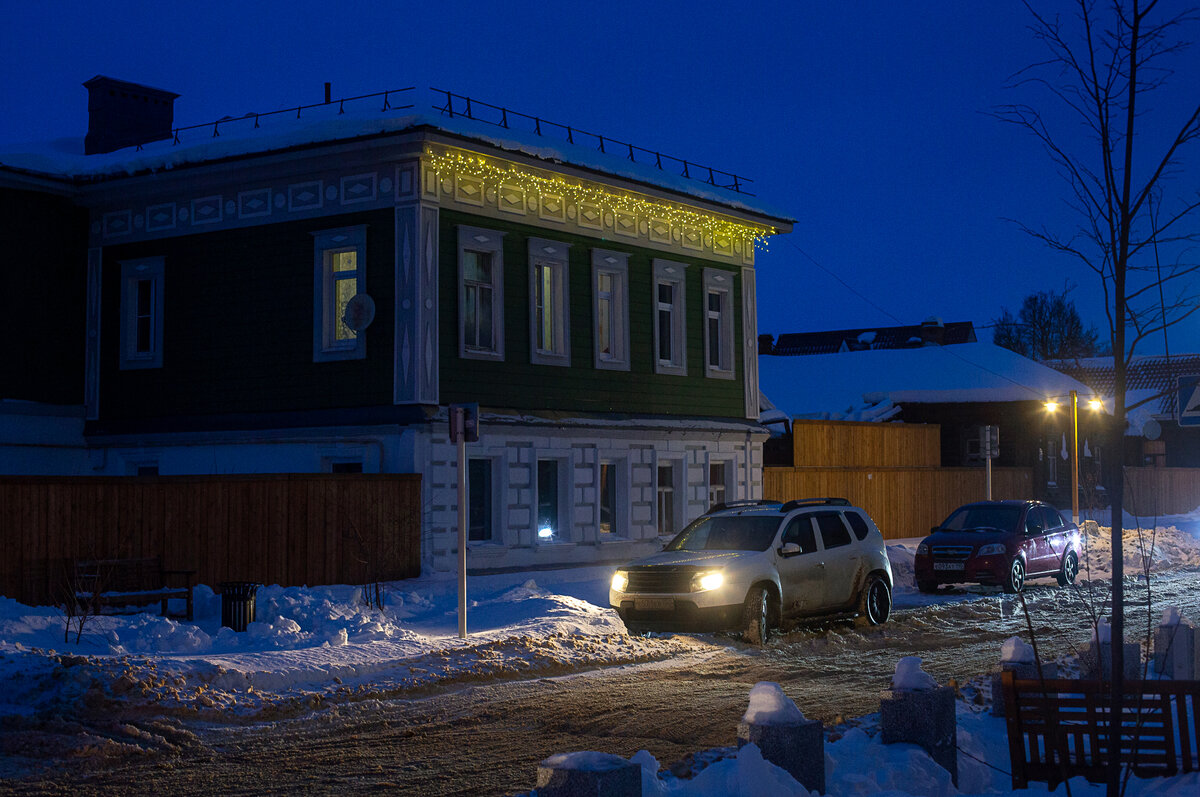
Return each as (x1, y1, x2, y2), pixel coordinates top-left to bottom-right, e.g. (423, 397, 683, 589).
(913, 500, 1081, 593)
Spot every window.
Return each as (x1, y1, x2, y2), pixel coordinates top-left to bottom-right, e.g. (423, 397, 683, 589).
(1046, 439, 1059, 486)
(703, 268, 735, 379)
(600, 462, 618, 536)
(119, 257, 164, 369)
(844, 511, 870, 541)
(815, 512, 852, 549)
(781, 517, 818, 554)
(652, 259, 687, 375)
(528, 239, 571, 366)
(458, 226, 505, 360)
(312, 226, 367, 362)
(657, 463, 676, 536)
(592, 249, 630, 370)
(468, 458, 494, 542)
(330, 461, 363, 474)
(708, 461, 727, 507)
(537, 459, 561, 541)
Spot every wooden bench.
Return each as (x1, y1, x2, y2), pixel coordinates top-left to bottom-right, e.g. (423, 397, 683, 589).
(73, 557, 196, 621)
(1001, 671, 1200, 789)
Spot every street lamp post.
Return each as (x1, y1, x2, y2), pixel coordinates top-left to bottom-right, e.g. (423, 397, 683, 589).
(1045, 390, 1104, 526)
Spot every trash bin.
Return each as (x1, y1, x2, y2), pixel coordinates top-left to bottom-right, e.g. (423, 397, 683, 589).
(220, 581, 260, 631)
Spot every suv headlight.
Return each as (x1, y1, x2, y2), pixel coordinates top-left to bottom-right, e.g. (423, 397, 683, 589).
(611, 571, 629, 593)
(978, 543, 1006, 557)
(690, 570, 724, 592)
(916, 542, 929, 556)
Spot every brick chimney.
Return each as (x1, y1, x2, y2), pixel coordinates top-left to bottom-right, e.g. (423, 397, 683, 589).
(83, 76, 179, 155)
(919, 316, 946, 346)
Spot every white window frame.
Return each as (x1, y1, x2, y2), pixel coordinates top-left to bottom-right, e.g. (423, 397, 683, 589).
(592, 249, 630, 371)
(468, 456, 499, 544)
(534, 457, 568, 543)
(311, 225, 367, 363)
(528, 238, 571, 366)
(652, 259, 688, 376)
(708, 459, 731, 508)
(703, 268, 736, 379)
(655, 458, 683, 537)
(598, 459, 628, 539)
(458, 225, 506, 361)
(119, 256, 165, 370)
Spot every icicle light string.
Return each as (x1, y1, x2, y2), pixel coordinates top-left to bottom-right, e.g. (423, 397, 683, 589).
(426, 149, 776, 252)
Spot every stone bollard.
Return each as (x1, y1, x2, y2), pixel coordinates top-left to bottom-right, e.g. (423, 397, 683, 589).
(990, 637, 1057, 717)
(534, 752, 640, 797)
(1152, 608, 1196, 679)
(1082, 618, 1141, 680)
(880, 657, 957, 786)
(736, 682, 825, 794)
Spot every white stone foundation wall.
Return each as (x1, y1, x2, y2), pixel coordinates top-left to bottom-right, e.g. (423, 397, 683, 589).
(419, 418, 765, 573)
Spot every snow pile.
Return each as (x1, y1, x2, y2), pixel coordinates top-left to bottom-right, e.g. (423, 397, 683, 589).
(1000, 636, 1035, 664)
(540, 750, 630, 772)
(891, 656, 938, 691)
(741, 682, 805, 725)
(1075, 521, 1200, 581)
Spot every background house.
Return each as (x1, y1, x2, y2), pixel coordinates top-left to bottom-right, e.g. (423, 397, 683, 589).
(0, 78, 792, 583)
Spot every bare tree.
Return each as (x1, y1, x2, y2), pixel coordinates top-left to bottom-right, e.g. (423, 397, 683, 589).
(995, 2, 1200, 793)
(991, 283, 1103, 360)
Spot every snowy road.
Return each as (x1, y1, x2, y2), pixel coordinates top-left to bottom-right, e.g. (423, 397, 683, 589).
(9, 568, 1199, 797)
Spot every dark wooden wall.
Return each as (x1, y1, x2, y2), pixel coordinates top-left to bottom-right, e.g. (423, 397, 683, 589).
(1, 474, 422, 608)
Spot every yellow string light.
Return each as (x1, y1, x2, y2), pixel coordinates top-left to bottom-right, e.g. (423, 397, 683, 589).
(425, 148, 776, 251)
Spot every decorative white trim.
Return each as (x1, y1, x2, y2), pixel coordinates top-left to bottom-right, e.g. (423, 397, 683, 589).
(652, 258, 688, 376)
(85, 248, 102, 419)
(741, 266, 760, 419)
(312, 225, 368, 363)
(591, 249, 630, 372)
(118, 256, 165, 370)
(703, 267, 736, 380)
(191, 195, 223, 225)
(340, 173, 377, 205)
(457, 225, 506, 362)
(238, 189, 272, 219)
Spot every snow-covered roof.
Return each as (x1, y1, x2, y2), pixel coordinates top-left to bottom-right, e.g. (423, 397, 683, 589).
(759, 342, 1094, 419)
(0, 93, 793, 224)
(1046, 353, 1200, 418)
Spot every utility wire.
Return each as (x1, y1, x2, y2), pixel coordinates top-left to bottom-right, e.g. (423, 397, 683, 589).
(779, 238, 1063, 402)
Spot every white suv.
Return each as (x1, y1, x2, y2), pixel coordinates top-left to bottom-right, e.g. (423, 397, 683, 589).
(609, 498, 893, 644)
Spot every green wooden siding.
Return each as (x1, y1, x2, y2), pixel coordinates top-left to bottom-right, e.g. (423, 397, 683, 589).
(98, 210, 394, 421)
(0, 188, 87, 404)
(438, 210, 746, 418)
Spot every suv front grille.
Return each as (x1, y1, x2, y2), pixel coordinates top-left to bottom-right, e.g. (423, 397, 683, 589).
(931, 545, 973, 561)
(625, 566, 698, 594)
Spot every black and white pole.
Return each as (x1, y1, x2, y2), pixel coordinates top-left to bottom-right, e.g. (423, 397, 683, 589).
(449, 403, 479, 640)
(981, 425, 998, 500)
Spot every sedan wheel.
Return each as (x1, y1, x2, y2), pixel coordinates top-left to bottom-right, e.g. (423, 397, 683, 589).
(742, 587, 769, 646)
(1002, 557, 1025, 594)
(857, 574, 891, 626)
(1056, 550, 1079, 587)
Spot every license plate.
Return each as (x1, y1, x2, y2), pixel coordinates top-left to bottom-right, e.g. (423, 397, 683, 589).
(635, 597, 674, 611)
(933, 562, 965, 571)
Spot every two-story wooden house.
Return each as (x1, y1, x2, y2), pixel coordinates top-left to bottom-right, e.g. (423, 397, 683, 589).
(0, 79, 792, 573)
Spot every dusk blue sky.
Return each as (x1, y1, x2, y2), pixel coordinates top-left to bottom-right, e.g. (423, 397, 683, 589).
(3, 0, 1197, 356)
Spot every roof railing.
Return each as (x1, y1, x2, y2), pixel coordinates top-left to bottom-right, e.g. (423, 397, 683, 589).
(138, 87, 417, 150)
(431, 87, 754, 195)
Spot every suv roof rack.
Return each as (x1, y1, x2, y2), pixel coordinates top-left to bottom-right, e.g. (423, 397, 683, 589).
(706, 499, 783, 514)
(780, 497, 851, 512)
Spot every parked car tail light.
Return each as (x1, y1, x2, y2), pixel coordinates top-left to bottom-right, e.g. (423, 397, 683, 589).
(611, 571, 629, 593)
(977, 543, 1007, 556)
(916, 542, 930, 556)
(691, 570, 724, 592)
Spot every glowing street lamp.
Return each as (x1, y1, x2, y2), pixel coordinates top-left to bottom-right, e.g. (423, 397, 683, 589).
(1044, 390, 1103, 525)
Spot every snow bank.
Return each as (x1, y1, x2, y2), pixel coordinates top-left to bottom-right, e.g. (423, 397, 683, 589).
(741, 682, 805, 725)
(1000, 636, 1035, 664)
(891, 656, 938, 691)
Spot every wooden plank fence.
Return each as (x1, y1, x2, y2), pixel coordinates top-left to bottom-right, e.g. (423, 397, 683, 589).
(764, 466, 1033, 540)
(0, 474, 422, 608)
(1125, 467, 1200, 517)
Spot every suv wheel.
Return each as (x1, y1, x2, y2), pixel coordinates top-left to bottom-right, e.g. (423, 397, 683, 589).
(857, 574, 891, 626)
(1056, 550, 1079, 587)
(742, 587, 769, 646)
(1002, 557, 1025, 594)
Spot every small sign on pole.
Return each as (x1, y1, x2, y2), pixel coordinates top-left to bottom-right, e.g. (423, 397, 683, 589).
(449, 403, 479, 639)
(981, 425, 999, 500)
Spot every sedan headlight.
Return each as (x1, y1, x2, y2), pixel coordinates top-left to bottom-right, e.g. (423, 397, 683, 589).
(916, 542, 930, 556)
(611, 571, 629, 593)
(691, 570, 724, 592)
(978, 543, 1007, 556)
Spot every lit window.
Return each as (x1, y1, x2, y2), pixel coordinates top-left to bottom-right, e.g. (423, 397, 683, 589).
(458, 226, 506, 360)
(119, 257, 165, 370)
(592, 249, 630, 371)
(528, 238, 571, 366)
(312, 226, 367, 362)
(703, 268, 735, 379)
(537, 459, 561, 541)
(709, 461, 728, 507)
(657, 462, 677, 536)
(469, 458, 494, 542)
(653, 259, 688, 376)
